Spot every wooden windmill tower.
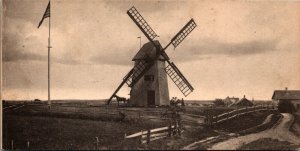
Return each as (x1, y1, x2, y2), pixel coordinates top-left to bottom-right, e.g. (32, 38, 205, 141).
(107, 6, 197, 107)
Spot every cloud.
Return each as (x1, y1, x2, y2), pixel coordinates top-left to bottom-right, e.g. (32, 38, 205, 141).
(2, 16, 86, 65)
(2, 31, 47, 62)
(194, 39, 278, 55)
(2, 16, 47, 62)
(102, 0, 186, 13)
(171, 38, 279, 63)
(89, 38, 279, 65)
(2, 30, 84, 65)
(89, 50, 134, 66)
(2, 26, 81, 65)
(3, 49, 46, 62)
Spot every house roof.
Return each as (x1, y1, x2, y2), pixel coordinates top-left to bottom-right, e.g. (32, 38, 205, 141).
(229, 97, 253, 107)
(272, 90, 300, 100)
(225, 96, 239, 101)
(132, 40, 169, 61)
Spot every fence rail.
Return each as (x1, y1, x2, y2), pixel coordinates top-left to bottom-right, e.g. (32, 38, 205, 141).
(208, 105, 276, 125)
(125, 123, 181, 144)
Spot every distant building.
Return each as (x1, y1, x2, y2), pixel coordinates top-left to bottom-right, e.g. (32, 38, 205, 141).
(229, 95, 253, 107)
(33, 99, 43, 104)
(223, 96, 239, 106)
(34, 99, 41, 102)
(272, 88, 300, 112)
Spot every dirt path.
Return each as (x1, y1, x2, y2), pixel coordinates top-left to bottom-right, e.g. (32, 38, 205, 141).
(292, 113, 300, 137)
(182, 114, 274, 150)
(181, 114, 205, 124)
(209, 113, 299, 150)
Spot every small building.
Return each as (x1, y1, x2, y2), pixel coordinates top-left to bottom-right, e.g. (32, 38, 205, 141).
(272, 88, 300, 112)
(223, 96, 239, 106)
(33, 99, 43, 104)
(229, 95, 253, 107)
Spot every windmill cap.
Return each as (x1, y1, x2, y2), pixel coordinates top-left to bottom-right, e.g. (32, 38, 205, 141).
(132, 40, 168, 61)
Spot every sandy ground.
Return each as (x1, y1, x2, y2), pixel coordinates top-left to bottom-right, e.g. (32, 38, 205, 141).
(209, 113, 299, 150)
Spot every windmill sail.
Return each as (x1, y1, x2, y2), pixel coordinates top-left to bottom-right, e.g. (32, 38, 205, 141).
(125, 60, 153, 87)
(170, 19, 197, 48)
(165, 62, 194, 97)
(127, 6, 158, 42)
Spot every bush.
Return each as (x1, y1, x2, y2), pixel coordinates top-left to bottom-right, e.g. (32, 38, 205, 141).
(213, 99, 225, 107)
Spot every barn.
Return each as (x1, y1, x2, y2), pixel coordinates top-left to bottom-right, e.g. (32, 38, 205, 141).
(129, 41, 170, 107)
(272, 88, 300, 112)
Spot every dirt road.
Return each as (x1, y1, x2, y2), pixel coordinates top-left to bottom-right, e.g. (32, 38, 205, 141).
(209, 113, 299, 150)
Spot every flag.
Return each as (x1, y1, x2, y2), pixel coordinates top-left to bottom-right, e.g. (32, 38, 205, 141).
(38, 1, 50, 28)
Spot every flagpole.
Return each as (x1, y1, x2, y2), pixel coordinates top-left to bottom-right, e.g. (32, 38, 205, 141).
(48, 0, 51, 108)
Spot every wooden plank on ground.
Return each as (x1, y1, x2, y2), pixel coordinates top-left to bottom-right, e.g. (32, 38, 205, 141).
(125, 125, 174, 139)
(125, 131, 145, 138)
(141, 132, 169, 138)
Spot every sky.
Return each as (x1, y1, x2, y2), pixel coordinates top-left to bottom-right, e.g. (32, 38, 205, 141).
(2, 0, 300, 101)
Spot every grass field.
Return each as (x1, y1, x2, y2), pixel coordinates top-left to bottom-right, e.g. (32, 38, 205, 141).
(214, 110, 279, 133)
(3, 100, 276, 150)
(3, 102, 170, 150)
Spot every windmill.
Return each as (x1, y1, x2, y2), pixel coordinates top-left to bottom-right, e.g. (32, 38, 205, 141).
(107, 6, 197, 106)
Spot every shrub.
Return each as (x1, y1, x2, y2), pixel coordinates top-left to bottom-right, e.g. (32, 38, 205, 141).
(213, 99, 225, 107)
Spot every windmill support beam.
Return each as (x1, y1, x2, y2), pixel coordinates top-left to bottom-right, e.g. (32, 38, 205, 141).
(106, 80, 125, 105)
(106, 69, 133, 105)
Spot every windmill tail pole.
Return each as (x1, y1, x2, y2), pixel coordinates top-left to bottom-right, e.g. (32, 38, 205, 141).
(106, 80, 126, 105)
(106, 69, 133, 105)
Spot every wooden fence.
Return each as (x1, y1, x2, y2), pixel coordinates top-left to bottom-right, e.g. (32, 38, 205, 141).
(207, 105, 276, 125)
(124, 122, 182, 144)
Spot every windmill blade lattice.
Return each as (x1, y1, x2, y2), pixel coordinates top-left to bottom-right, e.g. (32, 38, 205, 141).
(165, 62, 194, 96)
(171, 19, 197, 48)
(125, 60, 154, 87)
(127, 6, 158, 42)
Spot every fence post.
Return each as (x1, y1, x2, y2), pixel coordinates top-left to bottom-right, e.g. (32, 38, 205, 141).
(174, 122, 178, 135)
(168, 125, 172, 137)
(211, 116, 214, 127)
(147, 129, 150, 144)
(27, 141, 30, 150)
(11, 140, 14, 150)
(178, 120, 182, 137)
(95, 137, 99, 150)
(140, 130, 143, 144)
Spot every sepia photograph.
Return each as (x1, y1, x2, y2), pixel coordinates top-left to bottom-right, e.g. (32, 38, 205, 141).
(1, 0, 300, 150)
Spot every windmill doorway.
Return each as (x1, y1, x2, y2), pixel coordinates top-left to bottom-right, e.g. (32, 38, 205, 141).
(147, 90, 155, 106)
